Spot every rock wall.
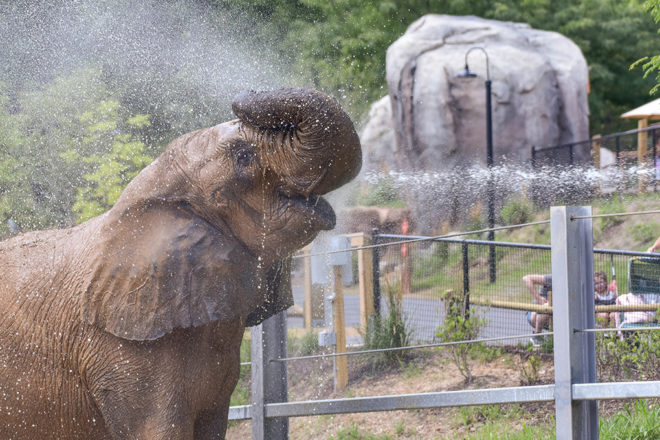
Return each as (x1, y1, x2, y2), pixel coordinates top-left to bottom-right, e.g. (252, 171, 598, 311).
(363, 14, 590, 173)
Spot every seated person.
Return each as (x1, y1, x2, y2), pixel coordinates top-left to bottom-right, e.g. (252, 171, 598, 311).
(593, 270, 617, 328)
(614, 292, 656, 330)
(523, 274, 551, 345)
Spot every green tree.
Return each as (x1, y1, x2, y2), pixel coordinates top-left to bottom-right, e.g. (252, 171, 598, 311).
(632, 0, 660, 94)
(3, 68, 153, 230)
(13, 68, 118, 228)
(64, 100, 152, 222)
(0, 83, 38, 236)
(231, 0, 658, 131)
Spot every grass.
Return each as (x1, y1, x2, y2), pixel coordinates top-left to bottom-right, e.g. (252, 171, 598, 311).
(325, 400, 660, 439)
(330, 424, 393, 439)
(404, 190, 660, 306)
(600, 399, 660, 440)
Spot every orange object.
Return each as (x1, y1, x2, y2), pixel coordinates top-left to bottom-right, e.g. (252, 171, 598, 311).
(401, 219, 409, 257)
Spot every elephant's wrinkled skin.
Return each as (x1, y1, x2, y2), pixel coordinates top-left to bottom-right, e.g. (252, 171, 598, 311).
(0, 88, 361, 439)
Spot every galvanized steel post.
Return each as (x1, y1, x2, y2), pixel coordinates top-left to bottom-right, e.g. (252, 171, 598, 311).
(551, 206, 598, 439)
(251, 312, 289, 440)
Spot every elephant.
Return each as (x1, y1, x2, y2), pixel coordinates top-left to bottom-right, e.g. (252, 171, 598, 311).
(0, 87, 361, 439)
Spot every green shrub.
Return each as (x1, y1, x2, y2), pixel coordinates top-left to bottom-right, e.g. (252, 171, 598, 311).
(435, 290, 486, 384)
(357, 175, 404, 207)
(499, 196, 535, 226)
(596, 330, 660, 382)
(299, 329, 320, 356)
(596, 196, 625, 231)
(629, 221, 660, 244)
(362, 281, 411, 367)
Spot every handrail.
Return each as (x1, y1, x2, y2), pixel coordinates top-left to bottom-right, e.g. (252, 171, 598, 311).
(533, 122, 660, 153)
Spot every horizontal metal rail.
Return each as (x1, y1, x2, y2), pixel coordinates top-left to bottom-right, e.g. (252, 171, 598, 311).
(578, 326, 660, 334)
(376, 233, 552, 250)
(534, 123, 660, 152)
(573, 381, 660, 400)
(228, 405, 251, 421)
(269, 331, 554, 364)
(228, 381, 660, 421)
(378, 233, 660, 258)
(264, 385, 554, 418)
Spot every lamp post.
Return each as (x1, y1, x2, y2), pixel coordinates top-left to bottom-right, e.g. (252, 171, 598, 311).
(456, 47, 496, 282)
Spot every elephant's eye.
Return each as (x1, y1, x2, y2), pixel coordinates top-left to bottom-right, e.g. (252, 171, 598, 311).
(234, 149, 255, 167)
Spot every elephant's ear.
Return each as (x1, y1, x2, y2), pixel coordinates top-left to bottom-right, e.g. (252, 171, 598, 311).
(81, 202, 262, 341)
(245, 257, 294, 327)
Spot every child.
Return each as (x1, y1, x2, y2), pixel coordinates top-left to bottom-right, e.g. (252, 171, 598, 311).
(594, 270, 617, 328)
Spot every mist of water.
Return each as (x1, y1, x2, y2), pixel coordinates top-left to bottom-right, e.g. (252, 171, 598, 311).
(357, 163, 653, 232)
(0, 0, 298, 127)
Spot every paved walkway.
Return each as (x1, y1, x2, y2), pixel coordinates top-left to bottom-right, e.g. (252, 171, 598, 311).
(288, 286, 533, 346)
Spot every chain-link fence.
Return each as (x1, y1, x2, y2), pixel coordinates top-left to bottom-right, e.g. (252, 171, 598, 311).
(289, 232, 660, 347)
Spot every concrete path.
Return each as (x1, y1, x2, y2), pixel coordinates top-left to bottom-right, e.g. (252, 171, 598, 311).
(288, 287, 533, 346)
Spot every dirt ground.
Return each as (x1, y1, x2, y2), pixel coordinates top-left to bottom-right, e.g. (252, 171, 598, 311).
(225, 348, 556, 439)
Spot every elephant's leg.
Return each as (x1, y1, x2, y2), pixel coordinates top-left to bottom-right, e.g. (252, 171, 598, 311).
(95, 392, 195, 439)
(193, 406, 231, 439)
(92, 380, 196, 440)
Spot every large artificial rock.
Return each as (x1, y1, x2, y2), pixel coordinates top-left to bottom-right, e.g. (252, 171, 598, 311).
(376, 14, 590, 172)
(360, 96, 397, 173)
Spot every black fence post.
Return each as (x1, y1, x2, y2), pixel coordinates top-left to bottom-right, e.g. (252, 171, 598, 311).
(569, 144, 574, 165)
(531, 146, 536, 168)
(371, 228, 381, 316)
(462, 241, 470, 313)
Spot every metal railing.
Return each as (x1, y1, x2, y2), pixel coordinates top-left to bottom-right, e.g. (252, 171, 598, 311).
(531, 123, 660, 167)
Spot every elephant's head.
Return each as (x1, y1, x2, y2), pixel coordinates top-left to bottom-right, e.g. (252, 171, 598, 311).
(82, 88, 362, 340)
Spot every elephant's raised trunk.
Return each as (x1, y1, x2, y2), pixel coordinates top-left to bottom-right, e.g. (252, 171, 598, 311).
(232, 88, 362, 196)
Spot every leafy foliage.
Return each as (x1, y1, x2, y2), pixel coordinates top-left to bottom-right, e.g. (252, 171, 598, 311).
(66, 100, 152, 222)
(356, 175, 404, 207)
(499, 196, 535, 226)
(0, 68, 155, 231)
(363, 281, 411, 367)
(228, 0, 658, 132)
(631, 0, 660, 95)
(435, 289, 486, 384)
(596, 330, 660, 382)
(0, 1, 658, 234)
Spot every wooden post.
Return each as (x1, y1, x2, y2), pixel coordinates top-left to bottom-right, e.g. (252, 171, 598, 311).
(302, 245, 312, 329)
(591, 134, 601, 168)
(331, 265, 348, 390)
(348, 233, 375, 330)
(639, 118, 649, 192)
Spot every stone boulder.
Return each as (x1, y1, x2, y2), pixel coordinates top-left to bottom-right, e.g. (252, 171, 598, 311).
(360, 96, 397, 173)
(374, 14, 589, 172)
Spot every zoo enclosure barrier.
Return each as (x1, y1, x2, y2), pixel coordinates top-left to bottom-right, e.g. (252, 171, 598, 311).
(531, 123, 660, 172)
(231, 206, 660, 440)
(291, 229, 659, 348)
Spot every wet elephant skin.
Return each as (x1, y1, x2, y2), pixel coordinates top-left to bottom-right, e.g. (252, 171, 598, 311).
(0, 87, 361, 439)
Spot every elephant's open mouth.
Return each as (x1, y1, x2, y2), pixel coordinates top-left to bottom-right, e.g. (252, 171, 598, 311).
(284, 194, 336, 231)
